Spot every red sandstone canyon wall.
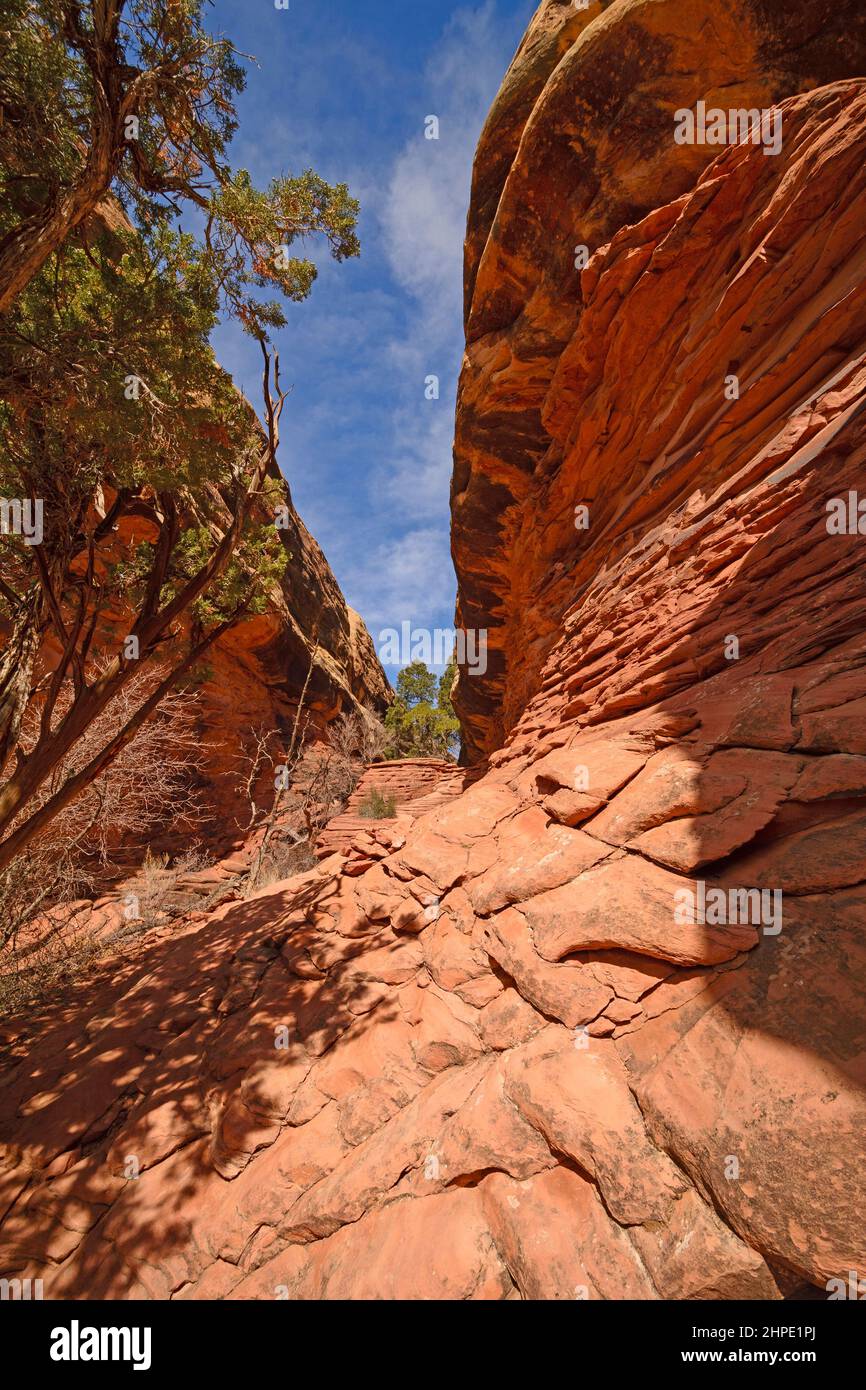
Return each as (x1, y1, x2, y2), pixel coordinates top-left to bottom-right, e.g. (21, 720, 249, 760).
(453, 0, 866, 761)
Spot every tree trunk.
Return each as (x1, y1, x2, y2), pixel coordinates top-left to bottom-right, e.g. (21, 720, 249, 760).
(0, 129, 117, 317)
(0, 618, 232, 874)
(0, 345, 282, 871)
(0, 596, 41, 774)
(0, 443, 272, 854)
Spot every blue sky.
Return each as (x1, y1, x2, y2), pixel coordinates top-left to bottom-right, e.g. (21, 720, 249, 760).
(207, 0, 532, 680)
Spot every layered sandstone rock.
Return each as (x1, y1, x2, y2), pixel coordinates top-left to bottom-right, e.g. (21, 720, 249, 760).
(315, 758, 479, 859)
(454, 0, 866, 761)
(2, 3, 866, 1302)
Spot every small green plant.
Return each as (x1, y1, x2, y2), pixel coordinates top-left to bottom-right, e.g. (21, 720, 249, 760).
(358, 789, 397, 819)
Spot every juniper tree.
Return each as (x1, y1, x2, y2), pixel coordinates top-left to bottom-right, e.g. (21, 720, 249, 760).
(0, 1, 361, 871)
(0, 1, 359, 322)
(384, 661, 461, 760)
(0, 312, 288, 871)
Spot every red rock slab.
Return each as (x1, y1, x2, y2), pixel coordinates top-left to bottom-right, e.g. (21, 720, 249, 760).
(15, 1164, 116, 1242)
(10, 1051, 148, 1170)
(335, 1066, 424, 1148)
(422, 913, 488, 991)
(391, 896, 436, 935)
(502, 1027, 687, 1226)
(210, 1090, 282, 1180)
(477, 909, 613, 1027)
(524, 853, 759, 965)
(353, 862, 402, 922)
(630, 1188, 781, 1301)
(587, 746, 800, 871)
(618, 903, 866, 1286)
(797, 694, 866, 755)
(453, 973, 504, 1010)
(0, 1201, 89, 1268)
(716, 807, 866, 895)
(481, 1165, 659, 1300)
(337, 934, 424, 988)
(407, 982, 485, 1075)
(275, 1058, 494, 1246)
(342, 857, 376, 876)
(57, 1138, 217, 1299)
(176, 1260, 244, 1300)
(466, 806, 609, 913)
(479, 989, 547, 1052)
(422, 780, 522, 842)
(229, 1187, 511, 1301)
(396, 829, 469, 892)
(105, 1086, 211, 1178)
(438, 884, 476, 934)
(584, 949, 676, 1001)
(604, 998, 642, 1025)
(689, 673, 798, 753)
(319, 888, 377, 939)
(271, 1102, 351, 1196)
(424, 1058, 556, 1188)
(540, 787, 606, 825)
(194, 1106, 350, 1269)
(238, 1048, 316, 1125)
(308, 1014, 424, 1109)
(791, 753, 866, 802)
(522, 740, 647, 802)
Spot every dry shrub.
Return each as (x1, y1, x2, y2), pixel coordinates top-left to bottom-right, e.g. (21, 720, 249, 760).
(113, 845, 211, 935)
(328, 708, 389, 767)
(298, 708, 388, 833)
(240, 707, 385, 894)
(0, 845, 211, 1018)
(247, 837, 317, 893)
(0, 667, 206, 954)
(358, 789, 397, 819)
(0, 916, 103, 1019)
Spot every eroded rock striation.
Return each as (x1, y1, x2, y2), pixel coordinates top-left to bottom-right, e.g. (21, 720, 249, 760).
(2, 1, 866, 1300)
(453, 0, 866, 760)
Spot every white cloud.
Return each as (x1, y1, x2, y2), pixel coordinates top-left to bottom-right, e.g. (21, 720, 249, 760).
(335, 0, 514, 647)
(381, 0, 505, 321)
(342, 525, 457, 656)
(375, 2, 513, 539)
(211, 3, 518, 657)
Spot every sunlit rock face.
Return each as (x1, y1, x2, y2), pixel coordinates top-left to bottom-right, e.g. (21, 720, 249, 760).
(453, 0, 866, 761)
(2, 3, 866, 1302)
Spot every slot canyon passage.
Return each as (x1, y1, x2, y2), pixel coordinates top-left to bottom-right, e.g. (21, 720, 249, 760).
(2, 0, 866, 1301)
